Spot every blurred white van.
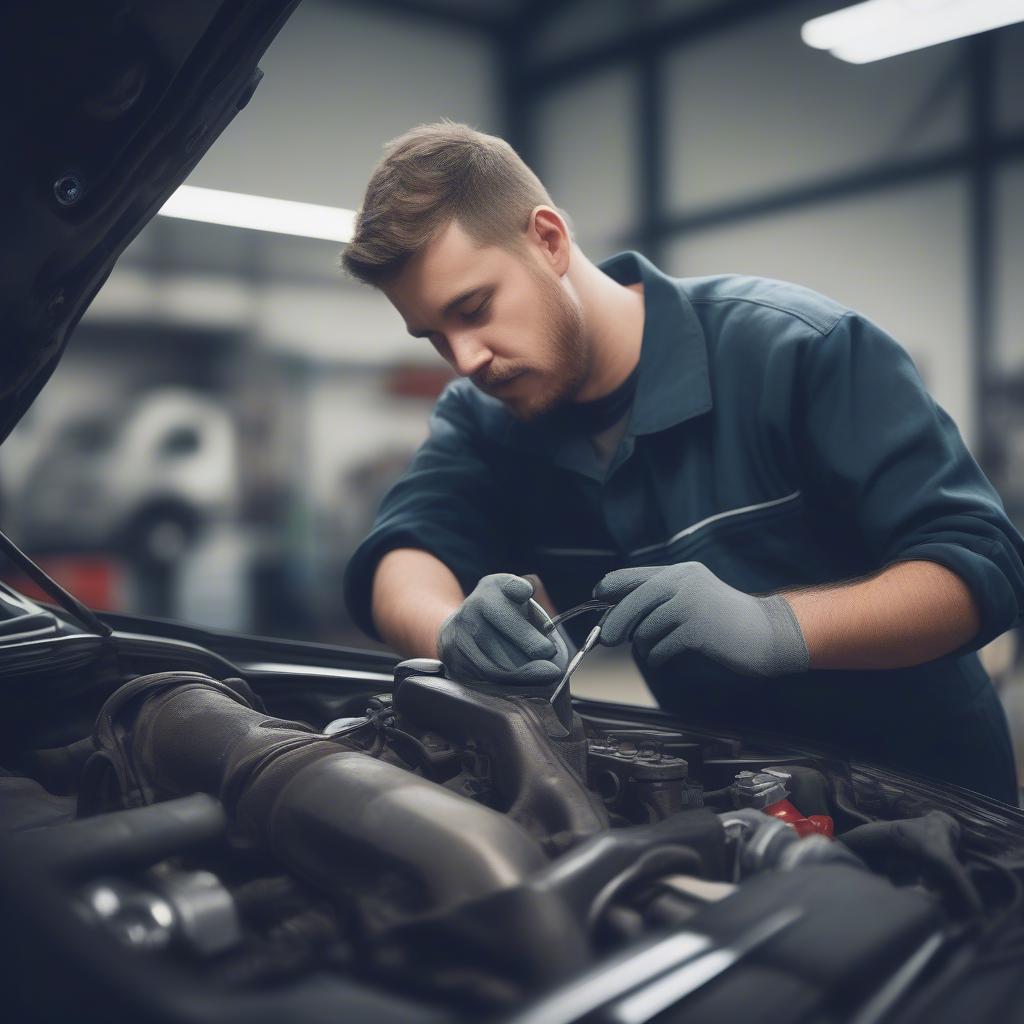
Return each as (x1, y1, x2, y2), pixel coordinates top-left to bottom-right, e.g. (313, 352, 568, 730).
(13, 389, 239, 565)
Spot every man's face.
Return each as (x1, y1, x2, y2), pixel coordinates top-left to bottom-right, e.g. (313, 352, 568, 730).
(382, 219, 589, 421)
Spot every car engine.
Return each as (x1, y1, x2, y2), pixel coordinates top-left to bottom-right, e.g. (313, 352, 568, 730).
(3, 603, 1024, 1024)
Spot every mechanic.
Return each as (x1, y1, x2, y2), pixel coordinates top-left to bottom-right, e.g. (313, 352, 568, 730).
(341, 121, 1024, 804)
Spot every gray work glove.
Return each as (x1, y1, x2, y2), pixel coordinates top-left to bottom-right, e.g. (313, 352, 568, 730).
(593, 562, 809, 677)
(437, 573, 570, 685)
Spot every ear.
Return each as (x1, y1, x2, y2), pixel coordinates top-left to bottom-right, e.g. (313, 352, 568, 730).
(525, 206, 571, 276)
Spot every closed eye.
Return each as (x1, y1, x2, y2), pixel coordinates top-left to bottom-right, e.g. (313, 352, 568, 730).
(462, 301, 489, 322)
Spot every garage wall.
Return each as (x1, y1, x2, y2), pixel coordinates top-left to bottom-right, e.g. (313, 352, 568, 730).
(996, 21, 1024, 134)
(534, 65, 638, 260)
(661, 9, 966, 211)
(188, 0, 498, 207)
(995, 162, 1024, 378)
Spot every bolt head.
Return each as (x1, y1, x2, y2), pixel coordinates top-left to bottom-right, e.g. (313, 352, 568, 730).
(54, 175, 83, 205)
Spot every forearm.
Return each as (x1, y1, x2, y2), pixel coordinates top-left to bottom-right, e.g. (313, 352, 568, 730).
(371, 547, 464, 659)
(780, 560, 981, 670)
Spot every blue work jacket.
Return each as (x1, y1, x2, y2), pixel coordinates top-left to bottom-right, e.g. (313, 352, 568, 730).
(344, 250, 1024, 802)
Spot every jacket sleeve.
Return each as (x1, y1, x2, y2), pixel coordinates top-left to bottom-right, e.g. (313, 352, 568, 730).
(342, 382, 515, 641)
(796, 311, 1024, 654)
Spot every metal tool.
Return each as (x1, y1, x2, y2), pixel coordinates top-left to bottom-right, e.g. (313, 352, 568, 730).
(547, 604, 613, 708)
(525, 597, 614, 709)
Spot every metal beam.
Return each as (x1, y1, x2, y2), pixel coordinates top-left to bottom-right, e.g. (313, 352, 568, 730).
(514, 0, 583, 34)
(330, 0, 507, 35)
(633, 132, 1024, 243)
(637, 42, 664, 266)
(330, 0, 581, 37)
(968, 32, 996, 467)
(499, 18, 533, 163)
(527, 0, 805, 94)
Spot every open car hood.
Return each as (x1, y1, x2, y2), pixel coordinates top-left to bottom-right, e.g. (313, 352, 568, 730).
(0, 0, 300, 445)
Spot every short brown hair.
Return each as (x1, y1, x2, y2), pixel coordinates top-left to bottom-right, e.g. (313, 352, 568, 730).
(341, 119, 563, 286)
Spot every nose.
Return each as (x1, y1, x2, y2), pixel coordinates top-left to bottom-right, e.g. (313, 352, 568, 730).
(448, 332, 492, 378)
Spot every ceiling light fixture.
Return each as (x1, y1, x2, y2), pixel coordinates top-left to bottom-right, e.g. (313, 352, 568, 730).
(158, 185, 356, 243)
(802, 0, 1024, 64)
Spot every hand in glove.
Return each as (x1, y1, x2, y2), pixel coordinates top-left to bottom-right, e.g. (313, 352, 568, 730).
(437, 573, 570, 685)
(593, 562, 809, 677)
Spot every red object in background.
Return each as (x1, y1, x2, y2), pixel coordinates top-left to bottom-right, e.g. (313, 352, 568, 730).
(763, 798, 835, 839)
(385, 364, 455, 399)
(2, 555, 123, 611)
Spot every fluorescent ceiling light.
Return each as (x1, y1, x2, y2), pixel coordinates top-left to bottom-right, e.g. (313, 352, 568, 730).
(159, 185, 356, 243)
(802, 0, 1024, 64)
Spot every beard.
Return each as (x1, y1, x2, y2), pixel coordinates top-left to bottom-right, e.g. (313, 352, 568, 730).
(485, 265, 589, 423)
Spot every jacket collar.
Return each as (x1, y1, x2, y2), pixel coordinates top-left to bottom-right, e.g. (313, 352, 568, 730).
(600, 250, 712, 436)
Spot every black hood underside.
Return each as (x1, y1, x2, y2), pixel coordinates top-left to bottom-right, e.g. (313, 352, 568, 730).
(0, 0, 300, 446)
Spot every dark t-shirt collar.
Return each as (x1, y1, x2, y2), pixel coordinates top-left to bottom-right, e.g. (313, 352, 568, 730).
(539, 362, 640, 437)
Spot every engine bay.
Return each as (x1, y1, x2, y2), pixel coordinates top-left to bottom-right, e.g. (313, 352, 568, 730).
(4, 612, 1024, 1024)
